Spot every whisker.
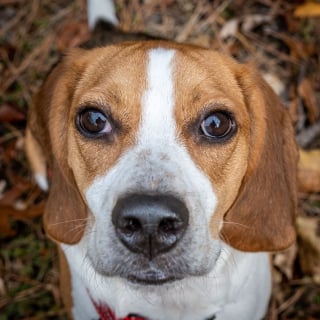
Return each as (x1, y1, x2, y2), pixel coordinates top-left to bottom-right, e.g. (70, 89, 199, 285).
(220, 221, 251, 229)
(48, 217, 89, 226)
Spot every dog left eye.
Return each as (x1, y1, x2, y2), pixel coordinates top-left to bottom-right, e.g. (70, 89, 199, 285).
(200, 111, 235, 139)
(77, 109, 112, 136)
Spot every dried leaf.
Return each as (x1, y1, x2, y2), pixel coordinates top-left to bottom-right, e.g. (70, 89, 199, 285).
(0, 179, 45, 236)
(0, 212, 16, 237)
(294, 2, 320, 18)
(0, 183, 30, 206)
(241, 14, 271, 33)
(296, 216, 320, 282)
(298, 149, 320, 193)
(190, 34, 211, 48)
(298, 78, 320, 124)
(275, 33, 313, 60)
(288, 97, 299, 125)
(262, 72, 285, 96)
(219, 18, 239, 40)
(57, 20, 90, 51)
(0, 203, 44, 236)
(0, 104, 25, 123)
(273, 244, 298, 282)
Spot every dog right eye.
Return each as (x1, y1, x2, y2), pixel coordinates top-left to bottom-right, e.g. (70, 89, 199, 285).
(77, 109, 112, 137)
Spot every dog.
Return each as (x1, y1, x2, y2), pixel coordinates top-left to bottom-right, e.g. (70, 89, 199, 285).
(25, 0, 297, 319)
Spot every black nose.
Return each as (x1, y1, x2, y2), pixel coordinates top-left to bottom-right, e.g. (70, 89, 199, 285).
(112, 194, 189, 259)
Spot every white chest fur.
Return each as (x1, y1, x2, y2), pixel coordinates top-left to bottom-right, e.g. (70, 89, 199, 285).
(62, 239, 271, 320)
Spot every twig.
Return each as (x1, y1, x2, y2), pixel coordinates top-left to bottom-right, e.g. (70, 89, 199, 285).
(175, 1, 207, 42)
(277, 287, 305, 314)
(0, 284, 43, 308)
(296, 121, 320, 147)
(0, 35, 55, 93)
(196, 0, 232, 33)
(0, 6, 28, 38)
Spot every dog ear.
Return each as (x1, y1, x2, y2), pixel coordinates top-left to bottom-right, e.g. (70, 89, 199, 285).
(44, 160, 87, 244)
(26, 49, 88, 244)
(221, 65, 298, 252)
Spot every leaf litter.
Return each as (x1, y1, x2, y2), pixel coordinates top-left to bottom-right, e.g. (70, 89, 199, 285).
(0, 0, 319, 318)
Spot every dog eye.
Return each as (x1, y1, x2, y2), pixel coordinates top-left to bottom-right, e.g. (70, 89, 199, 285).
(200, 111, 235, 139)
(77, 109, 112, 136)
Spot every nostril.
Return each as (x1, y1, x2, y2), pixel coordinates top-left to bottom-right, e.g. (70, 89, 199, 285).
(159, 217, 182, 235)
(119, 217, 142, 235)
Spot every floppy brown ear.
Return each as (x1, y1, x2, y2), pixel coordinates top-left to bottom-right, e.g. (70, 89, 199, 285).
(26, 49, 87, 244)
(43, 160, 87, 244)
(221, 65, 298, 252)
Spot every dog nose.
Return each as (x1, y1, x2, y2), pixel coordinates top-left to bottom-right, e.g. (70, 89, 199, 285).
(112, 194, 189, 259)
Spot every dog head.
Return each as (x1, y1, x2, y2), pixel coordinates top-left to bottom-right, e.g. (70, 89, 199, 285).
(27, 41, 297, 284)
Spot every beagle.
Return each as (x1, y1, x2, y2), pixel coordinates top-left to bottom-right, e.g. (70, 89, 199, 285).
(26, 1, 297, 319)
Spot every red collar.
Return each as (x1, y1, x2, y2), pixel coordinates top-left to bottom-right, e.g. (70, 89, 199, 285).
(90, 294, 216, 320)
(91, 298, 147, 320)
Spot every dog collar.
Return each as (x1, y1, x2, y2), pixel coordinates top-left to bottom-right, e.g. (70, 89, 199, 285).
(91, 295, 216, 320)
(91, 299, 146, 320)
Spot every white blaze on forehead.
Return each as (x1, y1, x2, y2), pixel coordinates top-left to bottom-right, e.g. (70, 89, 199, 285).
(139, 48, 176, 146)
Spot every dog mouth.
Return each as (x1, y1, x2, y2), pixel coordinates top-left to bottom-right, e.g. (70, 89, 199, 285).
(90, 237, 221, 286)
(126, 269, 184, 285)
(92, 251, 192, 286)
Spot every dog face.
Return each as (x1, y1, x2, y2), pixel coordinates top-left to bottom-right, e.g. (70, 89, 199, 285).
(27, 41, 297, 285)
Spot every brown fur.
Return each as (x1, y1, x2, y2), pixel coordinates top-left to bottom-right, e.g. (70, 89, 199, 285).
(221, 66, 298, 251)
(58, 247, 73, 315)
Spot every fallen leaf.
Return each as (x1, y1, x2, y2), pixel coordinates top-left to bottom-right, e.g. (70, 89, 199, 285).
(0, 180, 44, 236)
(298, 78, 320, 124)
(0, 203, 44, 237)
(0, 212, 16, 237)
(0, 180, 7, 199)
(288, 97, 299, 125)
(296, 216, 320, 283)
(219, 18, 239, 40)
(275, 33, 314, 60)
(241, 14, 271, 33)
(262, 72, 285, 96)
(0, 182, 31, 206)
(190, 34, 211, 48)
(294, 2, 320, 18)
(0, 278, 5, 296)
(0, 104, 25, 123)
(273, 244, 298, 282)
(57, 20, 90, 51)
(298, 149, 320, 193)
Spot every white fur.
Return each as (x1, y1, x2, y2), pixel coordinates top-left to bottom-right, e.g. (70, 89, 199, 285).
(139, 49, 176, 147)
(83, 49, 219, 284)
(87, 0, 118, 29)
(35, 173, 48, 191)
(66, 48, 271, 319)
(67, 257, 98, 320)
(62, 240, 271, 320)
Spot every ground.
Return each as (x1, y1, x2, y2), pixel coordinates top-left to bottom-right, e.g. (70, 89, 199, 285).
(0, 0, 320, 319)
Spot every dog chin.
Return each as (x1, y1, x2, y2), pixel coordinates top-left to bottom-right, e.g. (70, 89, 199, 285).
(126, 270, 184, 286)
(93, 257, 215, 289)
(89, 244, 221, 289)
(93, 262, 189, 286)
